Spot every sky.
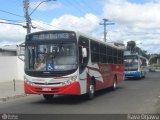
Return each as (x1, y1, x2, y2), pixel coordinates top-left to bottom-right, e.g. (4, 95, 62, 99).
(0, 0, 160, 54)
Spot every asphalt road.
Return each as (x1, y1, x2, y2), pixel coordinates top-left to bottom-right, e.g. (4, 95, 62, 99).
(0, 72, 160, 114)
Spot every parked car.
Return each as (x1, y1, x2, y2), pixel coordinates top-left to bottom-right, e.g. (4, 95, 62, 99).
(148, 65, 156, 72)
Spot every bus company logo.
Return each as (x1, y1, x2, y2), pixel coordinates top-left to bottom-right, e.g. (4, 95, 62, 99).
(2, 114, 8, 120)
(45, 81, 48, 85)
(99, 66, 110, 72)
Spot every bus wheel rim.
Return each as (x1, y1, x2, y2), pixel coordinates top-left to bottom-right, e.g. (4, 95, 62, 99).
(90, 84, 94, 95)
(113, 80, 116, 89)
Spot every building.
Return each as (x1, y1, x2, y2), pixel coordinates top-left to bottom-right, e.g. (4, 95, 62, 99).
(0, 45, 17, 56)
(0, 45, 24, 82)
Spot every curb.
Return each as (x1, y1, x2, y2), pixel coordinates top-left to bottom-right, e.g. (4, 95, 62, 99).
(0, 94, 27, 102)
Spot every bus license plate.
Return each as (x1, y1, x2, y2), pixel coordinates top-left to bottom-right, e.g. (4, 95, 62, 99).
(42, 88, 51, 91)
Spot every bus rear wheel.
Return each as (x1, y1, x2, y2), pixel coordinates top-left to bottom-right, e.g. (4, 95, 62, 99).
(43, 94, 54, 101)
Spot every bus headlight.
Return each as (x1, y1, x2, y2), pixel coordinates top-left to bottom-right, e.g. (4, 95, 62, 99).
(24, 77, 33, 86)
(71, 75, 77, 82)
(62, 75, 77, 86)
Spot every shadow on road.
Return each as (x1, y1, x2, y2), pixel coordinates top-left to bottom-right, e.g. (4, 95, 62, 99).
(30, 95, 87, 105)
(30, 87, 124, 105)
(125, 77, 145, 81)
(95, 87, 123, 98)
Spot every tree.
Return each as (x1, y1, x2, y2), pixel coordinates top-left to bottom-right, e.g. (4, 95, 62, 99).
(126, 40, 149, 59)
(126, 41, 136, 52)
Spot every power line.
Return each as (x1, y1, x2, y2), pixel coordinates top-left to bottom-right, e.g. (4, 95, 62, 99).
(39, 22, 61, 29)
(0, 9, 24, 18)
(74, 0, 89, 14)
(25, 0, 95, 32)
(24, 0, 57, 34)
(32, 20, 62, 30)
(0, 21, 24, 27)
(32, 22, 48, 31)
(0, 18, 23, 23)
(64, 0, 86, 15)
(78, 0, 98, 14)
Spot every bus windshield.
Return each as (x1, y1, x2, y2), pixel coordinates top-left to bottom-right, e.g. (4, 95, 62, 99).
(25, 42, 78, 72)
(124, 56, 138, 71)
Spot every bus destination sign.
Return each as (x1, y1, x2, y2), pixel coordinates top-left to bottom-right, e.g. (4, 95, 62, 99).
(29, 32, 75, 41)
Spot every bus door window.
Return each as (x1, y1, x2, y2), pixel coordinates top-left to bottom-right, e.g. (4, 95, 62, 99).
(78, 37, 89, 73)
(27, 46, 36, 70)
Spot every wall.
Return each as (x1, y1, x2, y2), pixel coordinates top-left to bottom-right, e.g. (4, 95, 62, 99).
(0, 56, 24, 82)
(0, 50, 17, 56)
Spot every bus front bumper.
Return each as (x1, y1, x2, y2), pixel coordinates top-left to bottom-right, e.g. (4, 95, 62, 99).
(24, 81, 81, 95)
(125, 71, 141, 79)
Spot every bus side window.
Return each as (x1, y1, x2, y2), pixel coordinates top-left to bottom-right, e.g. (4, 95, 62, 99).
(91, 41, 99, 63)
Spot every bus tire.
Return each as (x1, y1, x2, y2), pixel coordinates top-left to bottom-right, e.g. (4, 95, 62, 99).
(138, 72, 142, 80)
(138, 77, 142, 80)
(86, 80, 95, 100)
(111, 76, 117, 91)
(43, 94, 54, 101)
(142, 72, 146, 78)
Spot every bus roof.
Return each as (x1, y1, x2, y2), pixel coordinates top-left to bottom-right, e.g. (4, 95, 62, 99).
(124, 51, 148, 60)
(27, 30, 125, 51)
(76, 31, 125, 50)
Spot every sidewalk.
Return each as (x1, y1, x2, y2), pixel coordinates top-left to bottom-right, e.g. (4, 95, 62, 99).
(0, 80, 26, 102)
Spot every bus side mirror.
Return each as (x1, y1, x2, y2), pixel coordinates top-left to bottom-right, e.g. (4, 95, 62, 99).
(17, 42, 25, 61)
(82, 48, 87, 58)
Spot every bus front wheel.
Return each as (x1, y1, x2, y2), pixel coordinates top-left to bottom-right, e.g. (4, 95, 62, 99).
(138, 72, 142, 80)
(111, 76, 117, 91)
(43, 94, 54, 101)
(86, 80, 95, 100)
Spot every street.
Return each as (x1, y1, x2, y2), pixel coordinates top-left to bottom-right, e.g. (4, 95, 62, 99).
(0, 72, 160, 114)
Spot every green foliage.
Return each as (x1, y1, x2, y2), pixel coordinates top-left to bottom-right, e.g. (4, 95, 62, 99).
(126, 40, 149, 58)
(154, 64, 160, 67)
(126, 41, 136, 51)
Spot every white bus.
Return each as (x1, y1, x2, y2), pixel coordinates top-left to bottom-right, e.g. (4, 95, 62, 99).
(124, 52, 148, 79)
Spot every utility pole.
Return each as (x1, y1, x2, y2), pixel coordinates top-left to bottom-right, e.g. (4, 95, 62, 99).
(100, 19, 108, 42)
(24, 0, 31, 34)
(100, 18, 114, 42)
(23, 0, 55, 34)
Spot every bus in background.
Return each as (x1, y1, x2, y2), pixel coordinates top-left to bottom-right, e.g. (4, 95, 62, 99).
(124, 51, 148, 80)
(22, 30, 125, 100)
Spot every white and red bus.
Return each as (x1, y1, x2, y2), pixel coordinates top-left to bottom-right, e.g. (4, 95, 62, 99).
(23, 30, 124, 100)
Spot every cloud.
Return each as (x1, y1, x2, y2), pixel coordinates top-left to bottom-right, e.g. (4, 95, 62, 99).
(0, 13, 100, 46)
(102, 0, 160, 53)
(51, 13, 100, 34)
(0, 20, 26, 46)
(30, 1, 63, 11)
(31, 20, 54, 31)
(1, 0, 160, 54)
(103, 0, 160, 29)
(31, 13, 100, 35)
(0, 19, 55, 46)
